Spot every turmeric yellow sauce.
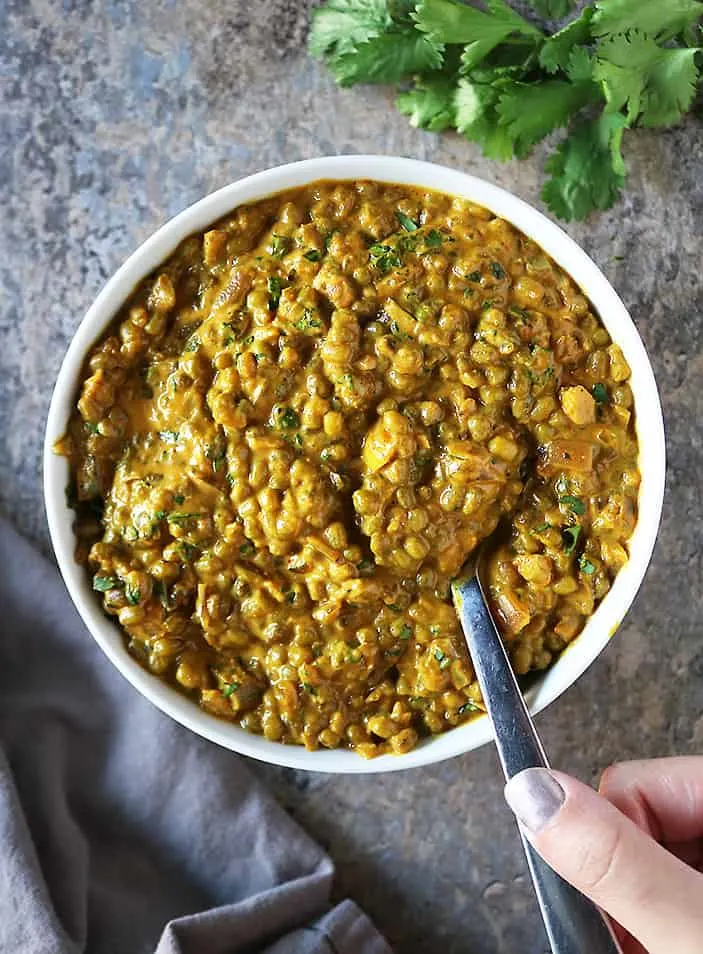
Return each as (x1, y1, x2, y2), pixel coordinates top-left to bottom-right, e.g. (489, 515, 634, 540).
(57, 180, 639, 757)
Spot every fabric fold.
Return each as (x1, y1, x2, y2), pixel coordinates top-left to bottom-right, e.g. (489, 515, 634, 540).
(0, 519, 390, 954)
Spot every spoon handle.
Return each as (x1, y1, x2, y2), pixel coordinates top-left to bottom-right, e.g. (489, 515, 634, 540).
(453, 576, 622, 954)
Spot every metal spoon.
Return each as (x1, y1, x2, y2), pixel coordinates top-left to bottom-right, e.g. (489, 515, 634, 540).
(451, 565, 623, 954)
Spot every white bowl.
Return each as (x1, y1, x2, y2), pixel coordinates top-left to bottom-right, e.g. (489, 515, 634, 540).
(44, 156, 666, 773)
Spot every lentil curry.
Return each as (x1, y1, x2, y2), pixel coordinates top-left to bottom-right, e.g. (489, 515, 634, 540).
(57, 180, 639, 758)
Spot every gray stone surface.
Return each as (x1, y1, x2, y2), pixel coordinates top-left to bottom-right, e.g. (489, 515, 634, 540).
(1, 2, 702, 952)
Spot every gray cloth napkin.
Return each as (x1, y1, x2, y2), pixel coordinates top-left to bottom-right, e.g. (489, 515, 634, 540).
(0, 519, 391, 954)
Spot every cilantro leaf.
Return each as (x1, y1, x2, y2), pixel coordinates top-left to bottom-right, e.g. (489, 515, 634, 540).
(539, 8, 596, 74)
(531, 0, 576, 16)
(562, 524, 582, 554)
(641, 48, 701, 127)
(433, 647, 452, 669)
(595, 32, 700, 128)
(308, 0, 393, 58)
(559, 494, 586, 515)
(369, 242, 402, 271)
(496, 77, 597, 157)
(328, 29, 444, 86)
(270, 233, 290, 257)
(267, 276, 285, 309)
(397, 74, 458, 130)
(592, 0, 703, 41)
(458, 700, 481, 714)
(565, 47, 595, 84)
(396, 209, 419, 231)
(541, 112, 628, 221)
(93, 575, 120, 592)
(278, 407, 300, 430)
(414, 0, 541, 72)
(454, 77, 514, 160)
(125, 584, 141, 606)
(414, 0, 541, 42)
(592, 382, 609, 403)
(294, 308, 322, 332)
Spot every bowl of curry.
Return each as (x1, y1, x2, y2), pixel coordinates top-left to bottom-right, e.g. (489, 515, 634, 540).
(44, 157, 665, 772)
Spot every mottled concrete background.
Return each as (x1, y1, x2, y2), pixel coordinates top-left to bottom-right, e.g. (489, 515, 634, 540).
(2, 1, 702, 952)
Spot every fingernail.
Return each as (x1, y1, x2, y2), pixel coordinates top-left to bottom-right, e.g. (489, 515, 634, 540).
(504, 768, 565, 834)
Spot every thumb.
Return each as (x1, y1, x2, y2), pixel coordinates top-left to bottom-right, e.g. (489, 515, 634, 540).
(505, 768, 703, 954)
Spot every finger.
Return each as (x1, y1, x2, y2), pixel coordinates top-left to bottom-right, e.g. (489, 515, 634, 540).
(599, 757, 703, 842)
(505, 768, 703, 954)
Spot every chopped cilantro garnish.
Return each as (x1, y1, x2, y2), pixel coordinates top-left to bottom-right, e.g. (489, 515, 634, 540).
(125, 585, 141, 606)
(458, 701, 481, 715)
(294, 308, 322, 332)
(184, 336, 200, 353)
(399, 623, 413, 640)
(167, 512, 203, 524)
(592, 382, 609, 404)
(559, 495, 586, 516)
(270, 233, 290, 258)
(466, 270, 482, 283)
(490, 261, 506, 280)
(396, 210, 419, 232)
(239, 541, 255, 557)
(304, 249, 322, 262)
(578, 555, 596, 575)
(285, 590, 297, 604)
(433, 647, 451, 670)
(158, 430, 180, 443)
(93, 575, 120, 592)
(424, 229, 443, 249)
(267, 276, 285, 309)
(369, 243, 402, 273)
(223, 681, 240, 698)
(562, 525, 582, 555)
(533, 522, 551, 533)
(509, 305, 529, 321)
(180, 541, 197, 560)
(174, 494, 185, 505)
(278, 407, 300, 430)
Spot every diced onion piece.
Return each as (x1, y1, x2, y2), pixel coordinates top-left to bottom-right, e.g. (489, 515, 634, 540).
(494, 591, 530, 634)
(362, 417, 398, 472)
(545, 439, 594, 471)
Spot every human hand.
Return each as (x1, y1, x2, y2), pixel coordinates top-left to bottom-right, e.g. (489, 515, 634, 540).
(504, 757, 703, 954)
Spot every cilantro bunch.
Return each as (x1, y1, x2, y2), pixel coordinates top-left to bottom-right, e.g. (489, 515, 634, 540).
(309, 0, 703, 220)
